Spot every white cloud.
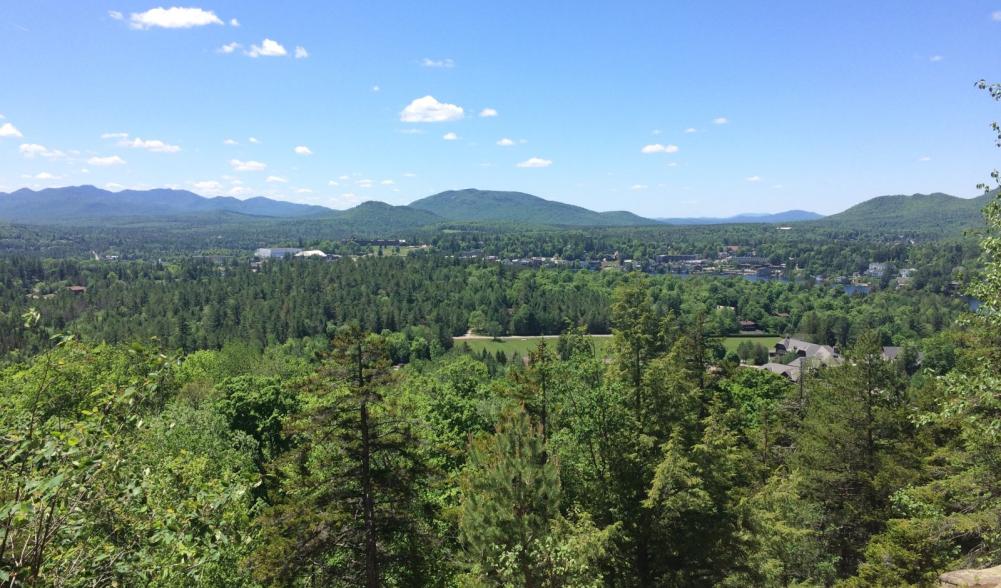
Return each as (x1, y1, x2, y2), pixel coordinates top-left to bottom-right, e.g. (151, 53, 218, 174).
(400, 95, 464, 123)
(230, 159, 266, 171)
(104, 182, 125, 191)
(403, 172, 417, 177)
(630, 184, 648, 191)
(19, 143, 64, 158)
(443, 132, 459, 141)
(218, 42, 240, 54)
(372, 85, 381, 92)
(641, 143, 679, 154)
(327, 180, 340, 187)
(100, 131, 128, 139)
(380, 179, 395, 185)
(223, 138, 238, 145)
(0, 122, 23, 138)
(356, 178, 374, 188)
(420, 57, 455, 68)
(122, 137, 181, 153)
(338, 175, 351, 180)
(229, 17, 239, 27)
(479, 107, 498, 117)
(745, 175, 761, 182)
(929, 55, 944, 62)
(295, 188, 313, 194)
(496, 137, 515, 146)
(192, 180, 222, 193)
(247, 38, 287, 58)
(248, 137, 260, 144)
(88, 155, 126, 166)
(266, 175, 288, 183)
(293, 145, 312, 156)
(108, 10, 123, 20)
(34, 172, 59, 180)
(713, 116, 729, 125)
(516, 157, 552, 168)
(684, 127, 698, 133)
(129, 7, 223, 29)
(294, 46, 309, 59)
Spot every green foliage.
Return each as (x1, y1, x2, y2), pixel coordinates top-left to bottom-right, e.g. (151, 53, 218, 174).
(458, 406, 611, 587)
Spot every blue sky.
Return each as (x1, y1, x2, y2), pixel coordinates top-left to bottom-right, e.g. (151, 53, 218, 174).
(2, 1, 1000, 217)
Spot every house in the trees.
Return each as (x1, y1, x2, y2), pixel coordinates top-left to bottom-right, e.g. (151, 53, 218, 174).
(773, 337, 841, 365)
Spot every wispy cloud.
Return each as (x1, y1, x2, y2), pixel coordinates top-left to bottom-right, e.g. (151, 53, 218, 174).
(641, 143, 679, 154)
(400, 95, 464, 123)
(294, 145, 313, 156)
(479, 107, 498, 117)
(497, 137, 515, 147)
(929, 55, 944, 62)
(420, 57, 455, 68)
(442, 132, 459, 141)
(230, 159, 266, 171)
(19, 143, 64, 159)
(0, 122, 22, 138)
(88, 155, 126, 166)
(266, 175, 288, 183)
(247, 39, 287, 58)
(684, 127, 698, 133)
(218, 42, 241, 54)
(128, 7, 223, 29)
(745, 175, 761, 182)
(295, 46, 309, 59)
(122, 137, 181, 153)
(516, 157, 552, 168)
(713, 116, 729, 125)
(192, 180, 222, 193)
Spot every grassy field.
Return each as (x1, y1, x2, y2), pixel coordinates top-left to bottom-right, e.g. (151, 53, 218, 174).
(455, 334, 779, 360)
(721, 335, 780, 354)
(456, 336, 613, 359)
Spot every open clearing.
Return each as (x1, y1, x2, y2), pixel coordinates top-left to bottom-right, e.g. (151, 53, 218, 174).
(455, 334, 779, 360)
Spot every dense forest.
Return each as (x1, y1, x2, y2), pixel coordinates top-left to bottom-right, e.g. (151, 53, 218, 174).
(0, 186, 996, 585)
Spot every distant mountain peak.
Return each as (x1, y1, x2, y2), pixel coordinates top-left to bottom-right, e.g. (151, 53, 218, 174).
(657, 210, 824, 225)
(409, 188, 656, 226)
(0, 185, 330, 224)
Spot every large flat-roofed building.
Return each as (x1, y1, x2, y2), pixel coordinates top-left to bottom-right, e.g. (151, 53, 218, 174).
(255, 247, 303, 259)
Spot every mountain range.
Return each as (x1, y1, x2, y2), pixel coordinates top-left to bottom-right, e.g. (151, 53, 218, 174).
(0, 185, 328, 224)
(0, 185, 993, 234)
(657, 210, 823, 225)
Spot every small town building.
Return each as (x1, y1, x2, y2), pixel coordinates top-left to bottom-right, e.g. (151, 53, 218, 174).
(255, 247, 304, 259)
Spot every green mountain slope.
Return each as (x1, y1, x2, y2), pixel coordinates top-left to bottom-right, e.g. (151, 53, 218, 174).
(323, 201, 443, 231)
(408, 188, 656, 226)
(0, 186, 330, 224)
(817, 192, 993, 234)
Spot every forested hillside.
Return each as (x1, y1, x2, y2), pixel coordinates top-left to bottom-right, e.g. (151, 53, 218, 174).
(408, 189, 656, 226)
(0, 184, 997, 584)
